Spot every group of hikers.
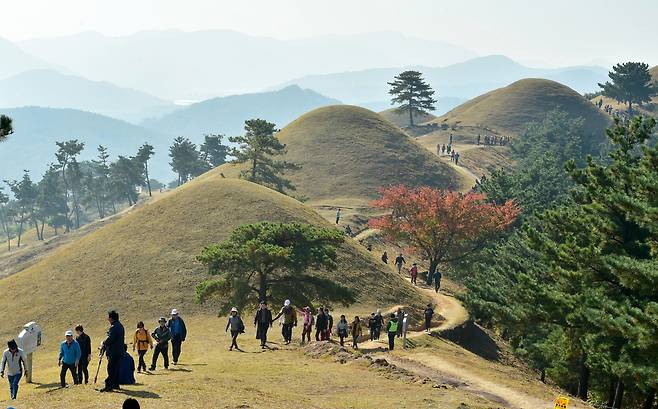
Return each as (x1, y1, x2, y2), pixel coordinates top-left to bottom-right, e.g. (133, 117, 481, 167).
(0, 309, 186, 400)
(381, 252, 442, 292)
(477, 133, 509, 146)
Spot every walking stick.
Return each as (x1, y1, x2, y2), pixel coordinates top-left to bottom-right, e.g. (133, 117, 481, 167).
(93, 353, 104, 384)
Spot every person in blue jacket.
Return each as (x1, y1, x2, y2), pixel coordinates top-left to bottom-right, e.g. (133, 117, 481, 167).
(118, 344, 135, 385)
(167, 309, 187, 365)
(100, 310, 125, 392)
(58, 330, 81, 388)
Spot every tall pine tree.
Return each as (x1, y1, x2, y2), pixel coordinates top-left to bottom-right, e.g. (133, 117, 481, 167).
(599, 62, 657, 113)
(388, 70, 437, 127)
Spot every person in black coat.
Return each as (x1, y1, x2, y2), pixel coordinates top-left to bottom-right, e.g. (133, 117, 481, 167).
(74, 325, 92, 384)
(253, 301, 273, 349)
(315, 307, 328, 341)
(100, 310, 125, 392)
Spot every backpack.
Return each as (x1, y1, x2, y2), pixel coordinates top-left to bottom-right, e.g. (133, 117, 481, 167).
(237, 317, 245, 333)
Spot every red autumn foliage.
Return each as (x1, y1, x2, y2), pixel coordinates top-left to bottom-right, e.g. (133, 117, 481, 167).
(369, 185, 520, 273)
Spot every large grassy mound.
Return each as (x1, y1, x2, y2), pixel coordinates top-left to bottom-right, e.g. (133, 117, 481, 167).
(379, 107, 436, 128)
(218, 105, 465, 204)
(435, 78, 610, 136)
(0, 176, 421, 340)
(651, 65, 658, 83)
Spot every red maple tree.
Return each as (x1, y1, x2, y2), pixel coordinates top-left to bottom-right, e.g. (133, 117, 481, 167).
(369, 185, 520, 275)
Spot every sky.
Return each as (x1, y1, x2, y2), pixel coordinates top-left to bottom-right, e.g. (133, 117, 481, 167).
(1, 0, 656, 67)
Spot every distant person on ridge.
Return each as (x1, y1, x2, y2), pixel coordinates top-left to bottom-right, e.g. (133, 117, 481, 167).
(337, 315, 349, 347)
(477, 134, 481, 145)
(1, 340, 27, 400)
(424, 304, 434, 333)
(133, 321, 153, 373)
(58, 330, 81, 388)
(150, 317, 171, 370)
(300, 306, 314, 344)
(225, 307, 245, 351)
(386, 313, 399, 351)
(441, 144, 446, 155)
(100, 310, 125, 392)
(315, 307, 328, 341)
(75, 325, 92, 384)
(436, 143, 441, 155)
(335, 208, 341, 224)
(449, 133, 453, 145)
(254, 301, 273, 349)
(409, 262, 418, 285)
(273, 299, 297, 345)
(351, 316, 362, 349)
(118, 344, 135, 385)
(433, 270, 442, 293)
(450, 150, 455, 162)
(455, 152, 460, 165)
(167, 309, 187, 365)
(394, 253, 406, 274)
(381, 251, 388, 264)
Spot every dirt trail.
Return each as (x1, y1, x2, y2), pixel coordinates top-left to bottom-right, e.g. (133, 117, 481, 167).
(434, 143, 481, 191)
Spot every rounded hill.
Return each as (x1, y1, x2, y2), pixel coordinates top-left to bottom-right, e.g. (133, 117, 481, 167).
(379, 108, 436, 127)
(0, 176, 421, 340)
(219, 105, 465, 203)
(435, 78, 610, 136)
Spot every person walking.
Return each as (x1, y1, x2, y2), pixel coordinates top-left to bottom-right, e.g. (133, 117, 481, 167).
(225, 307, 245, 351)
(300, 306, 314, 345)
(350, 316, 362, 349)
(274, 299, 297, 345)
(424, 304, 434, 333)
(133, 322, 153, 373)
(477, 134, 481, 146)
(381, 251, 388, 264)
(367, 313, 376, 341)
(315, 307, 328, 341)
(254, 301, 273, 349)
(325, 309, 334, 340)
(386, 314, 398, 351)
(433, 270, 442, 293)
(150, 318, 171, 370)
(167, 309, 187, 365)
(450, 150, 455, 162)
(394, 253, 406, 274)
(373, 309, 383, 340)
(1, 340, 27, 400)
(396, 308, 405, 338)
(58, 330, 81, 388)
(449, 133, 453, 145)
(409, 263, 418, 285)
(75, 325, 92, 384)
(455, 152, 460, 165)
(441, 144, 446, 155)
(335, 208, 341, 224)
(100, 310, 125, 392)
(336, 315, 349, 347)
(436, 143, 441, 155)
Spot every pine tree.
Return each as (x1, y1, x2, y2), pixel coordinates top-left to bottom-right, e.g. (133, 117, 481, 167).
(54, 140, 85, 231)
(229, 119, 299, 192)
(388, 70, 437, 127)
(136, 143, 155, 196)
(200, 134, 229, 168)
(168, 137, 205, 186)
(598, 62, 657, 113)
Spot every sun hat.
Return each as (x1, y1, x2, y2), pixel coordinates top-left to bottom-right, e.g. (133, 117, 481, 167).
(158, 317, 167, 323)
(171, 308, 179, 315)
(65, 330, 73, 337)
(284, 299, 291, 307)
(230, 307, 238, 313)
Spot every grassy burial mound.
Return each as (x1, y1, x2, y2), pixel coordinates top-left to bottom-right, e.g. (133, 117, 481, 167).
(0, 176, 422, 341)
(435, 78, 611, 136)
(379, 107, 436, 128)
(218, 105, 465, 204)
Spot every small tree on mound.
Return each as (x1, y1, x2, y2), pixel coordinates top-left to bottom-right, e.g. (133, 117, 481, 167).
(369, 185, 520, 277)
(388, 70, 437, 127)
(0, 115, 13, 142)
(229, 119, 299, 193)
(599, 62, 657, 113)
(136, 143, 155, 196)
(196, 222, 353, 311)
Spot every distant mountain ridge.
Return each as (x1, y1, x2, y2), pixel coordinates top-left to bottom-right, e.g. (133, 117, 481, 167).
(0, 69, 175, 123)
(142, 85, 341, 137)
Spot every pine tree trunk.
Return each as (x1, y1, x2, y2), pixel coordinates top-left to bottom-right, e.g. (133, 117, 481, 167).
(577, 353, 589, 400)
(607, 378, 616, 408)
(642, 389, 655, 409)
(540, 368, 546, 383)
(17, 210, 24, 247)
(145, 162, 152, 196)
(258, 272, 267, 302)
(613, 377, 624, 409)
(408, 105, 414, 127)
(62, 166, 71, 233)
(32, 218, 41, 241)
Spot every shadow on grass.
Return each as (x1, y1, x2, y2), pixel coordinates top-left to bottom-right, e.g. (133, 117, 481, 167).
(118, 389, 161, 399)
(34, 382, 62, 389)
(168, 367, 192, 373)
(176, 363, 208, 367)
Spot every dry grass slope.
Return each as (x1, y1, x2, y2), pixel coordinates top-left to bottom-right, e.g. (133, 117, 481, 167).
(215, 105, 465, 204)
(435, 78, 611, 136)
(0, 176, 422, 341)
(379, 107, 436, 127)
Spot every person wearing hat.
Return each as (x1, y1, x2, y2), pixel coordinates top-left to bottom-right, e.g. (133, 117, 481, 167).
(167, 309, 187, 365)
(225, 307, 245, 351)
(1, 340, 27, 400)
(58, 330, 81, 388)
(254, 301, 273, 349)
(273, 299, 297, 345)
(100, 310, 125, 392)
(150, 318, 171, 370)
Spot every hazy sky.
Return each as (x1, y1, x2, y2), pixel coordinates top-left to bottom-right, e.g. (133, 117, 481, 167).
(2, 0, 656, 67)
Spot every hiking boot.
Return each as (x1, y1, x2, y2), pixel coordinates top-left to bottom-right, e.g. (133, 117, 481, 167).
(149, 366, 155, 371)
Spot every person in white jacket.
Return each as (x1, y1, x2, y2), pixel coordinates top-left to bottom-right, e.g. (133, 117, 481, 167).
(0, 340, 27, 400)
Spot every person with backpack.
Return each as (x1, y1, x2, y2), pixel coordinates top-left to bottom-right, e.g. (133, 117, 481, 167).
(150, 317, 171, 371)
(409, 262, 418, 285)
(300, 306, 314, 345)
(59, 330, 81, 388)
(386, 314, 399, 351)
(336, 315, 349, 347)
(350, 316, 362, 349)
(423, 304, 434, 333)
(433, 270, 442, 293)
(75, 325, 92, 384)
(394, 254, 406, 274)
(167, 309, 187, 365)
(315, 307, 328, 341)
(1, 340, 27, 400)
(225, 307, 245, 351)
(132, 321, 153, 373)
(254, 301, 273, 349)
(274, 300, 297, 345)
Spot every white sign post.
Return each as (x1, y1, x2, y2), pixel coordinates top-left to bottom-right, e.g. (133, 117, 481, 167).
(17, 322, 42, 383)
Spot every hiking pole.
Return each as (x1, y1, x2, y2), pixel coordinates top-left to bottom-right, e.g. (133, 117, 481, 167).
(93, 352, 104, 384)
